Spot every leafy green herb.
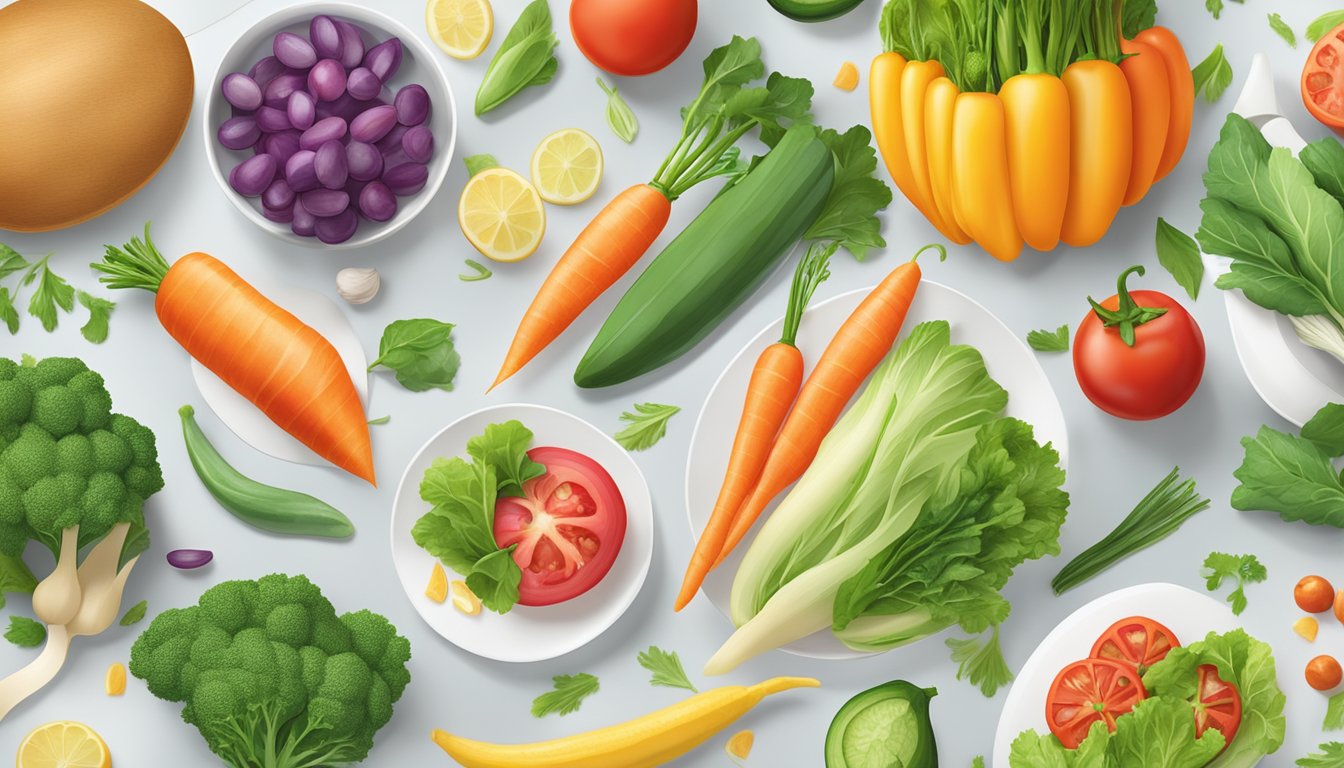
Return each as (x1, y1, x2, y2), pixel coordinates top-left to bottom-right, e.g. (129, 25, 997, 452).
(474, 0, 558, 116)
(1301, 742, 1344, 766)
(1053, 468, 1210, 595)
(24, 254, 75, 332)
(0, 553, 36, 610)
(1122, 0, 1157, 38)
(946, 626, 1014, 697)
(0, 288, 17, 334)
(4, 615, 45, 648)
(466, 420, 546, 497)
(637, 646, 697, 692)
(972, 758, 985, 768)
(1268, 13, 1297, 47)
(1026, 325, 1069, 352)
(1308, 11, 1344, 42)
(1201, 552, 1266, 615)
(459, 259, 492, 282)
(367, 415, 391, 425)
(1192, 45, 1234, 102)
(464, 154, 499, 176)
(0, 245, 108, 339)
(614, 403, 679, 451)
(1206, 0, 1243, 20)
(1155, 218, 1204, 300)
(1327, 691, 1344, 730)
(531, 673, 599, 717)
(119, 599, 148, 627)
(77, 291, 115, 344)
(1231, 403, 1344, 525)
(368, 319, 460, 392)
(805, 125, 893, 260)
(597, 78, 638, 143)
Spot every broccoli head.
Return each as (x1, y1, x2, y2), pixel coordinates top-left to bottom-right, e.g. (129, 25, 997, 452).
(0, 356, 163, 559)
(130, 574, 413, 768)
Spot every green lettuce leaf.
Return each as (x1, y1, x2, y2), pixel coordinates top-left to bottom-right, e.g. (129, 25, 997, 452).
(467, 420, 546, 497)
(1231, 403, 1344, 526)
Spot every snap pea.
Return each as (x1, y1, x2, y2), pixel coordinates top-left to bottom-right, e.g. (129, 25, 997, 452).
(178, 405, 355, 539)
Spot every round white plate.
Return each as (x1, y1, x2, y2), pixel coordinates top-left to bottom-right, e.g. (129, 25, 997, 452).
(390, 403, 654, 663)
(191, 282, 368, 467)
(685, 280, 1069, 659)
(992, 582, 1244, 766)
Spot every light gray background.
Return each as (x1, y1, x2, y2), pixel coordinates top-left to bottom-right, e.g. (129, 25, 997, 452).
(0, 0, 1339, 764)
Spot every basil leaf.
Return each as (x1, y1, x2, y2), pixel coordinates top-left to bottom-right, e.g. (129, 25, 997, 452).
(4, 616, 45, 648)
(474, 0, 558, 116)
(1155, 218, 1204, 300)
(369, 318, 460, 392)
(597, 77, 638, 144)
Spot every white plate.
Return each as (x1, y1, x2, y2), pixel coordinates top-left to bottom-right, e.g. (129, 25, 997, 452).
(685, 280, 1069, 659)
(390, 404, 654, 663)
(992, 583, 1246, 766)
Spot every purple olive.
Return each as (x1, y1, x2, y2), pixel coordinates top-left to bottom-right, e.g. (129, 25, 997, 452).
(335, 20, 366, 69)
(248, 55, 285, 88)
(346, 141, 383, 181)
(274, 31, 317, 69)
(229, 153, 278, 197)
(315, 207, 359, 243)
(291, 204, 318, 236)
(285, 149, 319, 192)
(358, 180, 397, 221)
(300, 188, 350, 217)
(261, 130, 302, 164)
(217, 116, 260, 150)
(363, 38, 403, 81)
(346, 67, 381, 101)
(383, 162, 428, 196)
(263, 72, 306, 106)
(310, 15, 342, 59)
(262, 178, 296, 210)
(375, 123, 409, 154)
(299, 116, 347, 150)
(255, 105, 291, 133)
(402, 125, 434, 163)
(221, 72, 263, 111)
(167, 549, 213, 569)
(350, 105, 397, 143)
(393, 84, 430, 126)
(287, 90, 316, 130)
(314, 139, 349, 189)
(308, 58, 347, 102)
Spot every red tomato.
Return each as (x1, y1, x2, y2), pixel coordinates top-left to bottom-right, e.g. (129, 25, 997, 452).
(1190, 664, 1242, 750)
(1090, 616, 1181, 675)
(570, 0, 697, 77)
(1073, 265, 1205, 420)
(1303, 23, 1344, 136)
(493, 447, 627, 606)
(1046, 658, 1147, 749)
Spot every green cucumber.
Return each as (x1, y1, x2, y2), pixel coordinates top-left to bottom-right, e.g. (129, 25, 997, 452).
(824, 681, 938, 768)
(768, 0, 867, 22)
(574, 125, 833, 389)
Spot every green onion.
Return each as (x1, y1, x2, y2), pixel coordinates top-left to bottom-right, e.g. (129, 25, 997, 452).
(459, 259, 492, 282)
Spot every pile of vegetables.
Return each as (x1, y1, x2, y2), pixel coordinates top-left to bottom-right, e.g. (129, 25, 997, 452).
(704, 320, 1069, 678)
(872, 0, 1193, 260)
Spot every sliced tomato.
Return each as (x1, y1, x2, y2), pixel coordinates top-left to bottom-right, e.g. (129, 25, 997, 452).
(1090, 616, 1181, 675)
(492, 447, 627, 606)
(1189, 664, 1242, 751)
(1046, 658, 1147, 749)
(1303, 24, 1344, 134)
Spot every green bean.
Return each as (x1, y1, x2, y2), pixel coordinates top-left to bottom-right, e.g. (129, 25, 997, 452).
(178, 405, 355, 539)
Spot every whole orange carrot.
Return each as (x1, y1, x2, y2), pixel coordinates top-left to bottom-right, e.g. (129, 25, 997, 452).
(92, 225, 375, 485)
(715, 245, 941, 565)
(675, 242, 833, 611)
(1119, 37, 1171, 206)
(1135, 26, 1194, 184)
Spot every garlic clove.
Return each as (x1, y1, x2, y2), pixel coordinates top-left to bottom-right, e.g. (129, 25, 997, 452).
(336, 267, 380, 305)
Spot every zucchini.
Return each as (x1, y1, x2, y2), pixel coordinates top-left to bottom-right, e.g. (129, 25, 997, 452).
(824, 681, 938, 768)
(768, 0, 867, 22)
(574, 125, 833, 389)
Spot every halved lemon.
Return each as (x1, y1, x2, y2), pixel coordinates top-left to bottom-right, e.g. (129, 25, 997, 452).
(530, 128, 604, 205)
(426, 0, 493, 60)
(18, 721, 111, 768)
(459, 167, 546, 262)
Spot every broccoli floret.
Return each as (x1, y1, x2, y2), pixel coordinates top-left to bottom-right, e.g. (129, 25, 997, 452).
(130, 574, 412, 768)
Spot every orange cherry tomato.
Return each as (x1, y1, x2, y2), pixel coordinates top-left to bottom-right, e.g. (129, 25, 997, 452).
(1090, 616, 1181, 675)
(1046, 658, 1146, 749)
(1296, 575, 1335, 613)
(1190, 664, 1242, 751)
(1307, 655, 1344, 691)
(1303, 23, 1344, 136)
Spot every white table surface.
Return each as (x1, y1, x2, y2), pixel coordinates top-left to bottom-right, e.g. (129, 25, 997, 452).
(1, 0, 1340, 764)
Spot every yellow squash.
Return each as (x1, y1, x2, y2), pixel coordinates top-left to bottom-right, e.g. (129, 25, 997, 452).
(951, 93, 1024, 262)
(922, 77, 973, 244)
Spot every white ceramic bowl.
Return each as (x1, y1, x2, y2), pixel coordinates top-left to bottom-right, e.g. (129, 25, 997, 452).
(204, 2, 456, 249)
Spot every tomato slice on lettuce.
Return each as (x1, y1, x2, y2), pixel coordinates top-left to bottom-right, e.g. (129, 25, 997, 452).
(1046, 658, 1147, 749)
(1090, 616, 1181, 675)
(493, 447, 627, 606)
(1190, 664, 1242, 752)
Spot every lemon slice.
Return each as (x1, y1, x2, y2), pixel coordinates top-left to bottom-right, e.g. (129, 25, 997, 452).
(459, 167, 546, 262)
(530, 128, 604, 205)
(426, 0, 493, 60)
(18, 722, 111, 768)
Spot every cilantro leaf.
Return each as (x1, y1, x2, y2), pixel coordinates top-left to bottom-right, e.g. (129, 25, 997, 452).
(614, 403, 679, 452)
(1201, 552, 1267, 615)
(0, 244, 26, 280)
(805, 125, 893, 260)
(947, 626, 1014, 697)
(4, 615, 45, 648)
(0, 287, 17, 334)
(1156, 218, 1204, 300)
(1301, 742, 1344, 766)
(23, 255, 75, 332)
(119, 599, 148, 627)
(467, 420, 546, 497)
(369, 318, 460, 392)
(531, 673, 599, 717)
(1309, 12, 1344, 43)
(1268, 13, 1298, 48)
(77, 291, 115, 344)
(1192, 45, 1234, 103)
(1027, 325, 1069, 352)
(637, 646, 697, 692)
(0, 553, 37, 610)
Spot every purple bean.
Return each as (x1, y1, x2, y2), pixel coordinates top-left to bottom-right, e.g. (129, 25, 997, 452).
(346, 141, 383, 181)
(335, 20, 366, 69)
(263, 72, 306, 106)
(344, 177, 368, 199)
(315, 208, 359, 244)
(287, 90, 316, 130)
(248, 55, 285, 89)
(393, 84, 430, 126)
(375, 123, 409, 154)
(263, 203, 295, 223)
(300, 188, 350, 217)
(221, 72, 263, 111)
(308, 59, 347, 102)
(350, 105, 397, 143)
(299, 116, 347, 150)
(217, 116, 260, 150)
(380, 146, 411, 169)
(329, 93, 375, 122)
(310, 15, 342, 59)
(274, 31, 317, 69)
(262, 130, 302, 164)
(383, 162, 428, 196)
(262, 178, 296, 210)
(358, 181, 397, 221)
(314, 139, 349, 189)
(285, 150, 319, 192)
(346, 67, 381, 101)
(167, 549, 213, 569)
(363, 38, 403, 81)
(402, 125, 434, 163)
(255, 105, 291, 133)
(291, 204, 317, 236)
(229, 154, 277, 197)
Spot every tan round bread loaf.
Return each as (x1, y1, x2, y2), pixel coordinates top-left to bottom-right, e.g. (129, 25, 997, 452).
(0, 0, 193, 232)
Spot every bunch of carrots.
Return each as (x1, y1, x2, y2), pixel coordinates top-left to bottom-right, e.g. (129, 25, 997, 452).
(871, 0, 1193, 261)
(675, 244, 943, 611)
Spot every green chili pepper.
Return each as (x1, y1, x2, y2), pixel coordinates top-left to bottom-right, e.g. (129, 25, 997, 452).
(459, 259, 493, 281)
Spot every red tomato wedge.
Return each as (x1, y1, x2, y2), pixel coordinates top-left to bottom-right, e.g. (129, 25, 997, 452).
(493, 447, 627, 606)
(1090, 616, 1181, 675)
(1304, 23, 1344, 135)
(1046, 658, 1147, 749)
(1190, 664, 1242, 751)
